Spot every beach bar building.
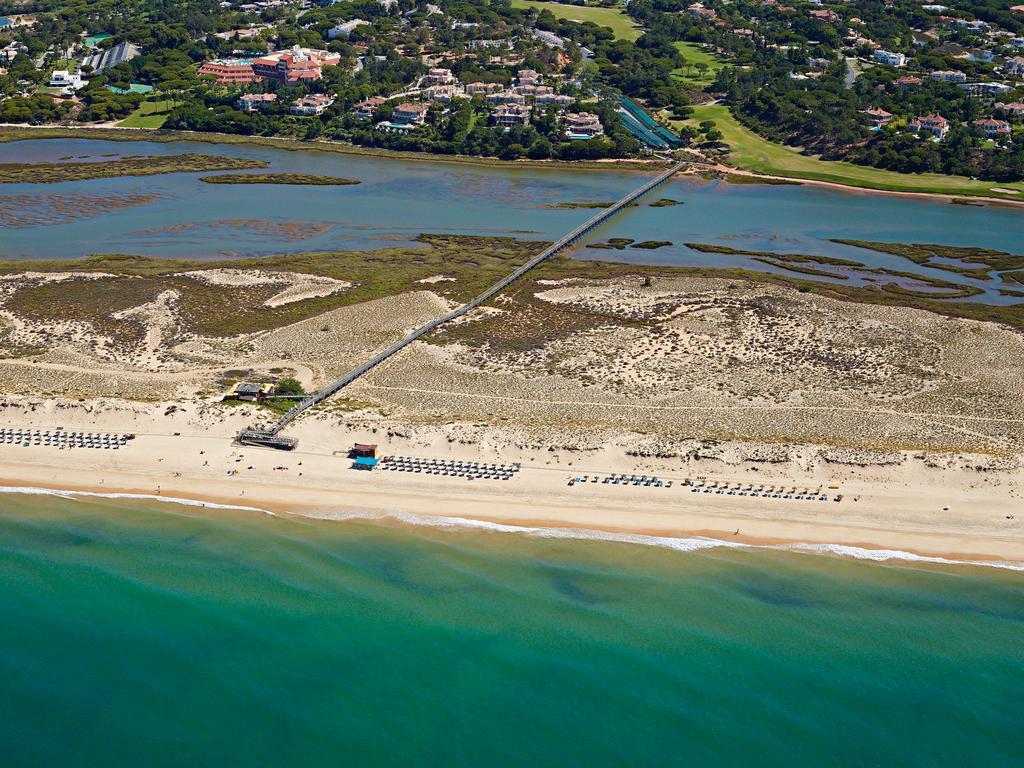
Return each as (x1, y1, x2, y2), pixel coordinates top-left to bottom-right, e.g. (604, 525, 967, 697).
(350, 443, 379, 469)
(223, 382, 274, 402)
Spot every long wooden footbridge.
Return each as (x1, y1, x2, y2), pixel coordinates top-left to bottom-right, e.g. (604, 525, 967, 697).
(237, 160, 685, 448)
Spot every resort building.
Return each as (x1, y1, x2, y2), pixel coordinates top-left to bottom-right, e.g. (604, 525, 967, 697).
(486, 90, 526, 105)
(535, 92, 574, 107)
(377, 101, 428, 132)
(198, 59, 258, 84)
(959, 81, 1014, 97)
(464, 81, 503, 96)
(995, 101, 1024, 116)
(516, 69, 541, 86)
(861, 107, 893, 126)
(251, 46, 341, 85)
(81, 40, 140, 73)
(531, 29, 566, 48)
(512, 83, 550, 99)
(48, 70, 84, 90)
(1, 42, 28, 62)
(564, 112, 604, 139)
(422, 85, 458, 103)
(236, 92, 277, 112)
(972, 117, 1011, 136)
(909, 114, 949, 139)
(873, 49, 907, 67)
(353, 96, 386, 120)
(392, 102, 429, 124)
(290, 93, 335, 116)
(809, 8, 839, 21)
(426, 67, 454, 84)
(929, 69, 967, 83)
(894, 75, 923, 87)
(1003, 56, 1024, 76)
(687, 3, 718, 21)
(492, 103, 531, 127)
(213, 27, 266, 41)
(949, 18, 989, 32)
(327, 19, 369, 39)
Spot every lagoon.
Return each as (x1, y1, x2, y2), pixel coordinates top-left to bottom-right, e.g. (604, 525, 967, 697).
(0, 138, 1021, 302)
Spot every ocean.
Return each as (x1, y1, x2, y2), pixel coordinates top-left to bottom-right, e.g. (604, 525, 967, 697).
(1, 493, 1021, 767)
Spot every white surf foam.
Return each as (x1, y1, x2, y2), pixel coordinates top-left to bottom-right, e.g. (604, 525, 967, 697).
(783, 542, 1024, 572)
(309, 507, 748, 553)
(0, 485, 269, 514)
(311, 509, 1024, 570)
(1, 486, 1020, 571)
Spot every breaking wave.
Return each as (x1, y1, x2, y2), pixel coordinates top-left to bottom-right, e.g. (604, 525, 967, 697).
(0, 485, 268, 514)
(2, 485, 1021, 571)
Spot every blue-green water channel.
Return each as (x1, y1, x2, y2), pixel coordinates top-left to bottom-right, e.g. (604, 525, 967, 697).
(1, 494, 1022, 767)
(1, 139, 1021, 302)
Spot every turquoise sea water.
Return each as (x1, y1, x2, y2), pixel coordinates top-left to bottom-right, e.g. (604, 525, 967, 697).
(1, 494, 1022, 767)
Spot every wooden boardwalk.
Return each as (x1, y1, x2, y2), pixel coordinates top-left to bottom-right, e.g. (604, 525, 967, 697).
(252, 160, 685, 439)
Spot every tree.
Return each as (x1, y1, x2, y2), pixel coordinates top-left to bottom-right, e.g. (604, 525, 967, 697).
(275, 378, 304, 396)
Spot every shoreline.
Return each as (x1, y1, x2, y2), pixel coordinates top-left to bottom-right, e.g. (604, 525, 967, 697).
(3, 124, 1023, 205)
(0, 442, 1021, 570)
(0, 124, 663, 174)
(1, 475, 1021, 571)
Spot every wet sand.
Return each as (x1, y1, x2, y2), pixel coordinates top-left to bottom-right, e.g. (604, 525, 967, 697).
(0, 410, 1020, 567)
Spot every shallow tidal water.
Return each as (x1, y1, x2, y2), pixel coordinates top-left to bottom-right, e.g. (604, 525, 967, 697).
(1, 139, 1022, 302)
(1, 494, 1022, 767)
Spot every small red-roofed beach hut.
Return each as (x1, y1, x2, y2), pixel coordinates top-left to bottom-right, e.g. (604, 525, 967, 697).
(352, 443, 378, 458)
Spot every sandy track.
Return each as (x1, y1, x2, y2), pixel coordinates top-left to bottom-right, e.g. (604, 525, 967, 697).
(0, 358, 318, 388)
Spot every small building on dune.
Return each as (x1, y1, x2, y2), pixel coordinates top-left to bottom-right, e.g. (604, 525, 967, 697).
(223, 382, 274, 402)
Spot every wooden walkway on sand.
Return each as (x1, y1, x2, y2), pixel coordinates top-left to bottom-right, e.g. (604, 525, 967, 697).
(241, 160, 685, 443)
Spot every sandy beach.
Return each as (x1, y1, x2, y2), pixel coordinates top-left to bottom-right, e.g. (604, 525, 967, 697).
(0, 397, 1020, 567)
(0, 159, 1020, 569)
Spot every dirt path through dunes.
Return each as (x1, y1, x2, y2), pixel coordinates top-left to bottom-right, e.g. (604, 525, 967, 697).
(684, 163, 1024, 208)
(356, 384, 1024, 424)
(0, 359, 319, 390)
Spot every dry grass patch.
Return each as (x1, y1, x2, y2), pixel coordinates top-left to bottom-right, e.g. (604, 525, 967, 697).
(0, 154, 267, 183)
